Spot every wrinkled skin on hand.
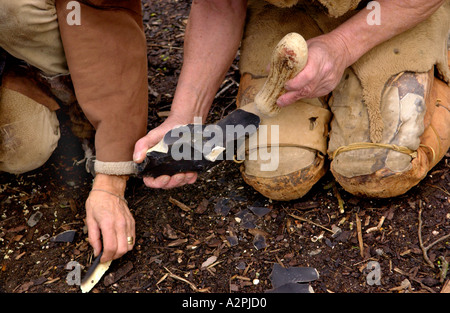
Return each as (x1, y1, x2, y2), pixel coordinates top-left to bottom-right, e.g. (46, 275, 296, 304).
(86, 174, 135, 263)
(277, 34, 350, 106)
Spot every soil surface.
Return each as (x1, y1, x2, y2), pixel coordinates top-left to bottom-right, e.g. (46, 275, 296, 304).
(1, 0, 449, 295)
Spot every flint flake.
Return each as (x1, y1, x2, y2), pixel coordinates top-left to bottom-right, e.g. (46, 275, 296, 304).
(249, 206, 271, 217)
(253, 234, 267, 250)
(269, 263, 319, 289)
(50, 230, 76, 243)
(214, 198, 231, 216)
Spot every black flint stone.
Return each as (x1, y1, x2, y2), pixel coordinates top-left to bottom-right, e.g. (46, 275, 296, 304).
(50, 230, 76, 243)
(269, 263, 319, 288)
(137, 109, 260, 177)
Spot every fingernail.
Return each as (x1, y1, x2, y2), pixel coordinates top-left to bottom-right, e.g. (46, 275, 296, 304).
(133, 152, 142, 162)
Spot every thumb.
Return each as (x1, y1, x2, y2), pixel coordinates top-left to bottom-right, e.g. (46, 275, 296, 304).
(134, 117, 188, 163)
(133, 130, 165, 163)
(277, 66, 315, 106)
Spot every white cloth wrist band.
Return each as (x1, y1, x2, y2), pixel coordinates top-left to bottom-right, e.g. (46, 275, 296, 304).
(94, 160, 137, 176)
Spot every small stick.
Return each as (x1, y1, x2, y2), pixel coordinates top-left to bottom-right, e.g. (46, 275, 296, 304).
(169, 197, 191, 212)
(438, 256, 449, 283)
(287, 212, 333, 233)
(230, 275, 251, 281)
(366, 216, 386, 234)
(332, 184, 345, 214)
(355, 213, 364, 258)
(163, 267, 209, 293)
(215, 80, 236, 99)
(394, 267, 436, 293)
(418, 202, 435, 268)
(418, 201, 450, 268)
(426, 184, 450, 196)
(156, 273, 169, 286)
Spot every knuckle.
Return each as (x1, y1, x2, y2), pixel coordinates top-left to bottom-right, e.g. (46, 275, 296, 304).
(116, 217, 128, 230)
(100, 219, 114, 230)
(104, 244, 117, 257)
(116, 246, 128, 257)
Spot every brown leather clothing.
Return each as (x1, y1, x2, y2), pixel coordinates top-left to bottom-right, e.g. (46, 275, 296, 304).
(55, 0, 148, 164)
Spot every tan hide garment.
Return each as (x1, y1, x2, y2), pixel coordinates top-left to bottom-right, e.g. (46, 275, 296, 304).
(265, 0, 362, 17)
(263, 0, 450, 143)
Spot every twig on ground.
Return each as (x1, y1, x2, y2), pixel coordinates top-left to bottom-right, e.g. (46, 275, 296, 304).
(438, 256, 449, 283)
(332, 184, 345, 214)
(163, 267, 210, 293)
(215, 79, 237, 99)
(156, 273, 169, 286)
(394, 267, 436, 293)
(366, 216, 386, 234)
(169, 197, 192, 212)
(286, 212, 333, 233)
(230, 275, 251, 281)
(426, 184, 450, 197)
(418, 200, 450, 269)
(355, 213, 364, 258)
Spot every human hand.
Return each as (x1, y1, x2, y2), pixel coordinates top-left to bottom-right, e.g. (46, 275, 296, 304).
(133, 115, 198, 189)
(85, 174, 135, 263)
(276, 33, 350, 106)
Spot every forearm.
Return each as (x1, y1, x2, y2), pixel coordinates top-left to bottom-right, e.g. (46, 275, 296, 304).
(170, 0, 247, 122)
(329, 0, 445, 67)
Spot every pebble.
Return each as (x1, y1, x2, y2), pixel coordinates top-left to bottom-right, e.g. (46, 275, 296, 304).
(308, 248, 322, 256)
(27, 211, 43, 227)
(236, 261, 246, 270)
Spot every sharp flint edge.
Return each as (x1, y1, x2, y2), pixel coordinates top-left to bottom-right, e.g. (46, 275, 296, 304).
(204, 146, 226, 162)
(146, 138, 169, 154)
(80, 252, 112, 293)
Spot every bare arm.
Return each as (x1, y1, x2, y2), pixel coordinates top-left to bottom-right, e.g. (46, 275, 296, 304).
(170, 0, 247, 122)
(279, 0, 445, 105)
(334, 0, 445, 66)
(134, 0, 247, 189)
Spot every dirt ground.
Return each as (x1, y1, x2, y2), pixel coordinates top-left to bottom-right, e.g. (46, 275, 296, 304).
(0, 0, 449, 295)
